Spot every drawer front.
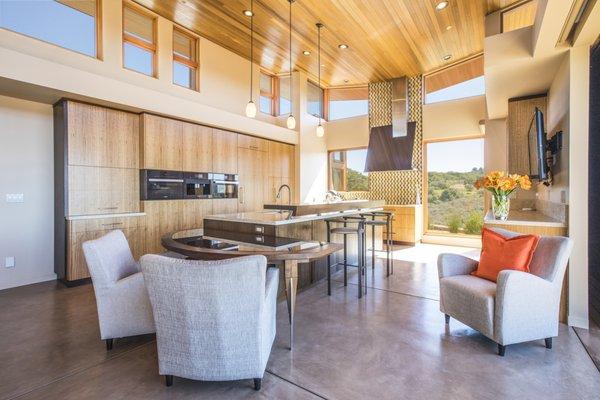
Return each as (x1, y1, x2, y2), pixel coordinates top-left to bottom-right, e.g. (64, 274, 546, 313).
(68, 166, 139, 216)
(69, 215, 144, 234)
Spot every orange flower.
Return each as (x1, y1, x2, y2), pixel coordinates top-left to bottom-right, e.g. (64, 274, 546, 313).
(473, 172, 531, 194)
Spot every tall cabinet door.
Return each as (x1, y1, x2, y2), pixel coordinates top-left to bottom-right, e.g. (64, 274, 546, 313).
(182, 123, 213, 172)
(238, 147, 267, 212)
(140, 114, 183, 171)
(212, 129, 238, 174)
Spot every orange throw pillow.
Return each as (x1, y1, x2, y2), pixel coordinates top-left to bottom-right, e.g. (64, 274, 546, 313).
(472, 228, 540, 282)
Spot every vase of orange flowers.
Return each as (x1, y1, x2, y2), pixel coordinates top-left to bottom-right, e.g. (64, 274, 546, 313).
(474, 171, 532, 221)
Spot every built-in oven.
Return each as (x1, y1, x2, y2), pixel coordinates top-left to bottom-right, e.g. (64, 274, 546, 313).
(184, 172, 212, 199)
(140, 170, 184, 200)
(211, 173, 239, 199)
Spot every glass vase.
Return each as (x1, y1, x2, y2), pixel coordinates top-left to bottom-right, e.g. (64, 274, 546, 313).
(492, 193, 510, 221)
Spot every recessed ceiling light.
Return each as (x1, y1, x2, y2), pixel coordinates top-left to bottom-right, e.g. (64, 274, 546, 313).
(243, 9, 253, 17)
(344, 79, 349, 83)
(446, 25, 453, 31)
(436, 1, 449, 11)
(303, 50, 311, 56)
(443, 54, 452, 61)
(338, 44, 349, 49)
(321, 64, 326, 67)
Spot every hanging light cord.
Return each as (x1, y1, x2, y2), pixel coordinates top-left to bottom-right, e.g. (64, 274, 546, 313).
(249, 0, 254, 102)
(318, 23, 321, 125)
(289, 1, 292, 102)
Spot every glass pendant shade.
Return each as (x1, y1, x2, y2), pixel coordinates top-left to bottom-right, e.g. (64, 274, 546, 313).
(287, 114, 296, 129)
(316, 123, 325, 137)
(245, 100, 257, 118)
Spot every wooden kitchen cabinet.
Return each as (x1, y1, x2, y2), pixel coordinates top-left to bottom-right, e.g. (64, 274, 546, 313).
(238, 134, 268, 152)
(182, 123, 213, 172)
(267, 141, 296, 204)
(140, 114, 183, 171)
(67, 101, 139, 169)
(67, 166, 139, 216)
(213, 198, 238, 214)
(238, 147, 267, 212)
(142, 200, 183, 254)
(181, 199, 213, 230)
(383, 205, 423, 244)
(66, 215, 145, 281)
(212, 129, 238, 174)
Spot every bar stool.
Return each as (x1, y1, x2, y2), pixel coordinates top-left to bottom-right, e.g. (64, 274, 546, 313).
(324, 216, 367, 298)
(360, 211, 394, 276)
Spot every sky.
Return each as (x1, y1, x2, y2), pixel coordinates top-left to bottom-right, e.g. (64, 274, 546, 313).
(426, 76, 485, 104)
(347, 149, 368, 174)
(427, 138, 484, 172)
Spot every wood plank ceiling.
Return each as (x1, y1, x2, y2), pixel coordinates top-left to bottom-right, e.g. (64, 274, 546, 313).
(133, 0, 526, 87)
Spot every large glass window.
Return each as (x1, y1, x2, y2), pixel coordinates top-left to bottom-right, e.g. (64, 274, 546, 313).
(329, 148, 369, 192)
(173, 28, 198, 90)
(260, 72, 275, 115)
(279, 75, 291, 116)
(123, 5, 156, 76)
(426, 138, 484, 236)
(328, 86, 368, 120)
(424, 56, 484, 104)
(307, 81, 323, 118)
(0, 0, 98, 57)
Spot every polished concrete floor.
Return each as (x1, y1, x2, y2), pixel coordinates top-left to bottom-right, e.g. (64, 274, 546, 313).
(1, 244, 598, 400)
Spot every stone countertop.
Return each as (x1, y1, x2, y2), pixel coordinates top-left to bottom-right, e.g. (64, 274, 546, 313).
(484, 210, 567, 228)
(205, 207, 383, 226)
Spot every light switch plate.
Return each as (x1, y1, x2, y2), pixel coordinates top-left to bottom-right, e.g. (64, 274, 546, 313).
(5, 257, 15, 268)
(6, 193, 24, 203)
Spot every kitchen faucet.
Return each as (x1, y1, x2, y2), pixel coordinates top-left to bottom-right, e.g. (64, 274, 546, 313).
(276, 184, 292, 206)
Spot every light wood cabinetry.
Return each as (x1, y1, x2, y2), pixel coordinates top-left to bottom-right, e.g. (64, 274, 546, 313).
(383, 205, 423, 244)
(182, 123, 213, 172)
(181, 199, 213, 230)
(212, 129, 238, 174)
(238, 147, 267, 212)
(238, 134, 268, 152)
(66, 215, 145, 281)
(213, 198, 238, 214)
(68, 166, 139, 216)
(142, 200, 184, 254)
(266, 141, 296, 204)
(140, 114, 183, 171)
(508, 95, 547, 176)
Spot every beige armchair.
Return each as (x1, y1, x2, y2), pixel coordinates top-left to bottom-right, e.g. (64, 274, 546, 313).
(438, 228, 573, 356)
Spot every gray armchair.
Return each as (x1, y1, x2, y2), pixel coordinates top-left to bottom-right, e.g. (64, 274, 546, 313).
(140, 254, 278, 390)
(438, 228, 573, 356)
(82, 230, 155, 350)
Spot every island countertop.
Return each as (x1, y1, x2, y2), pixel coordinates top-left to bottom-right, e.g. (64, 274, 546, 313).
(484, 210, 567, 228)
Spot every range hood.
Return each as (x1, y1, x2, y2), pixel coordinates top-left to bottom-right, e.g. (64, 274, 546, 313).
(365, 77, 415, 172)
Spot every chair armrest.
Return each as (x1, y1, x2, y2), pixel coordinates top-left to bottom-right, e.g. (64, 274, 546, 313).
(437, 253, 479, 278)
(110, 272, 151, 310)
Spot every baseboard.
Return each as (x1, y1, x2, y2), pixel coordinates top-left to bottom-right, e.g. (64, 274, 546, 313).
(568, 316, 589, 329)
(0, 273, 57, 291)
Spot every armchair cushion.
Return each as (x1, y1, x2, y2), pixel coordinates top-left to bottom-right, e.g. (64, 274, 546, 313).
(439, 275, 496, 338)
(473, 228, 540, 282)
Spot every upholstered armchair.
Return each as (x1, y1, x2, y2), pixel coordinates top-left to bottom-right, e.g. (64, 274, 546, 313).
(82, 230, 155, 350)
(140, 254, 278, 391)
(438, 228, 573, 356)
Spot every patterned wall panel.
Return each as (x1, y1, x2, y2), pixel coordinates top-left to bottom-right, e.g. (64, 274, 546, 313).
(367, 75, 423, 205)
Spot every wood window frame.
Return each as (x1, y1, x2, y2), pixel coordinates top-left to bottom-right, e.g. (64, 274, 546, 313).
(172, 26, 200, 91)
(259, 71, 278, 116)
(327, 146, 368, 191)
(122, 1, 158, 78)
(422, 134, 485, 237)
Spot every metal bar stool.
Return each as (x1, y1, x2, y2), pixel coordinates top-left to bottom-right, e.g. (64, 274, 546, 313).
(360, 211, 394, 276)
(324, 216, 367, 298)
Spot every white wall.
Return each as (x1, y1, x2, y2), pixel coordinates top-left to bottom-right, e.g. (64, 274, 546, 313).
(423, 95, 486, 140)
(484, 118, 508, 173)
(326, 115, 369, 150)
(0, 96, 55, 290)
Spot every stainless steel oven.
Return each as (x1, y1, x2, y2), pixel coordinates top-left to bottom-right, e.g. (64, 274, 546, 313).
(211, 173, 239, 199)
(184, 172, 212, 199)
(140, 170, 184, 200)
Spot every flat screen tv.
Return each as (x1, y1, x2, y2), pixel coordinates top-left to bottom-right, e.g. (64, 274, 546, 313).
(528, 107, 550, 183)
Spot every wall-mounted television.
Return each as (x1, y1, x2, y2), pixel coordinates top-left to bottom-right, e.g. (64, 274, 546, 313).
(527, 107, 563, 186)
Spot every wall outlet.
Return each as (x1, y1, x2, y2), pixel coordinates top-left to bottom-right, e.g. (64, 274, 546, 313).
(5, 193, 24, 203)
(5, 257, 15, 268)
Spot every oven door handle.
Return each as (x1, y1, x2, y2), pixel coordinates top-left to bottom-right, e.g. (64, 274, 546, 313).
(148, 178, 184, 183)
(213, 180, 240, 185)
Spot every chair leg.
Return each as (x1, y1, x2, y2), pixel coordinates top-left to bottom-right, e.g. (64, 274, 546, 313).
(253, 378, 262, 391)
(497, 344, 506, 357)
(165, 375, 173, 387)
(545, 338, 553, 349)
(105, 339, 113, 351)
(445, 314, 450, 324)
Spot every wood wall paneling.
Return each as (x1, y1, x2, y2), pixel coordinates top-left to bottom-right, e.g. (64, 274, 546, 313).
(182, 122, 213, 172)
(140, 114, 183, 171)
(212, 198, 239, 215)
(212, 129, 238, 174)
(181, 199, 213, 230)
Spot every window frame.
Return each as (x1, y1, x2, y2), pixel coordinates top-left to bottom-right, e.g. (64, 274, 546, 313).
(326, 86, 369, 121)
(307, 80, 325, 119)
(327, 147, 369, 192)
(259, 71, 278, 116)
(422, 55, 484, 105)
(0, 0, 102, 59)
(122, 2, 157, 78)
(172, 26, 199, 91)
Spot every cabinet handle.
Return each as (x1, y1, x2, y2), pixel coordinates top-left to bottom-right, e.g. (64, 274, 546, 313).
(239, 186, 244, 204)
(101, 222, 124, 227)
(99, 207, 118, 210)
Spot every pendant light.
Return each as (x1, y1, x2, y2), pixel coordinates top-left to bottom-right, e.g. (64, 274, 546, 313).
(245, 0, 257, 118)
(315, 23, 325, 137)
(286, 0, 296, 130)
